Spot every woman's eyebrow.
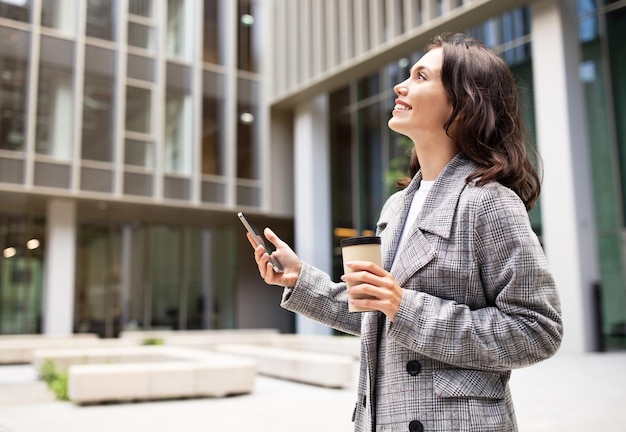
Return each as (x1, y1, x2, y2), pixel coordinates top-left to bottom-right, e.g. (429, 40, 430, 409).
(410, 65, 432, 75)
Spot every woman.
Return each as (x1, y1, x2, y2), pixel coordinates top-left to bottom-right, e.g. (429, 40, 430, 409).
(248, 33, 563, 432)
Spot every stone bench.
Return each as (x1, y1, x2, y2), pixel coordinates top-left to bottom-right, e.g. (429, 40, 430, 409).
(215, 344, 355, 388)
(0, 334, 102, 364)
(33, 346, 256, 404)
(266, 334, 360, 359)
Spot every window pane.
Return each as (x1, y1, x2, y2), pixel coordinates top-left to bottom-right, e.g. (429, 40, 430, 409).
(128, 22, 155, 51)
(202, 70, 224, 175)
(82, 46, 115, 162)
(237, 0, 259, 72)
(126, 86, 152, 134)
(236, 77, 259, 179)
(86, 0, 116, 41)
(0, 27, 30, 152)
(41, 0, 76, 34)
(165, 62, 191, 174)
(0, 0, 30, 23)
(203, 0, 221, 64)
(125, 138, 154, 167)
(36, 36, 74, 159)
(167, 0, 192, 59)
(129, 0, 153, 18)
(127, 53, 155, 82)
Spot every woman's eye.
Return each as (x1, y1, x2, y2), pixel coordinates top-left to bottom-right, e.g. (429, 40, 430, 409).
(417, 73, 426, 80)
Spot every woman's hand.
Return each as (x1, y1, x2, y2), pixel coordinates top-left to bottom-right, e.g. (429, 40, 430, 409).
(341, 261, 403, 322)
(247, 227, 302, 287)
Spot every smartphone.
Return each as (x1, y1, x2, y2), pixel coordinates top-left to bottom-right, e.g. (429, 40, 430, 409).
(237, 212, 284, 273)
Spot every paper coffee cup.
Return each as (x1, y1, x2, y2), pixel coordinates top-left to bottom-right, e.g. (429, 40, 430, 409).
(340, 236, 382, 313)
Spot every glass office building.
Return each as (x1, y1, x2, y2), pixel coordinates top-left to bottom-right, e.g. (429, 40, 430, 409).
(1, 0, 624, 353)
(0, 0, 295, 338)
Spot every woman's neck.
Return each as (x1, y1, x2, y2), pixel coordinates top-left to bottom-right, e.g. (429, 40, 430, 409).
(415, 141, 459, 181)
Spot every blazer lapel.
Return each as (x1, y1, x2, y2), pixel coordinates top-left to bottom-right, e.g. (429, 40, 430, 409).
(390, 153, 478, 288)
(378, 174, 421, 271)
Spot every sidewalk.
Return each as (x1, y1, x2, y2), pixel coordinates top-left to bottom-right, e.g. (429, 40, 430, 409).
(0, 351, 624, 432)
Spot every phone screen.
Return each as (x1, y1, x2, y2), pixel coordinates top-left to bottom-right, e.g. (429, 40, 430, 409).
(237, 212, 284, 272)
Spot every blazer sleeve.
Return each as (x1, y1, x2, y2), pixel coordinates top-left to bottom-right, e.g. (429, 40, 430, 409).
(388, 183, 563, 371)
(280, 262, 363, 336)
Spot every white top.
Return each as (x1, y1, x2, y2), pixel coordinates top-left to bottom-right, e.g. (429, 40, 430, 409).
(393, 180, 435, 265)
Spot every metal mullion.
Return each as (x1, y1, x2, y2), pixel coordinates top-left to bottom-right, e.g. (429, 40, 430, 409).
(403, 0, 416, 30)
(71, 0, 87, 192)
(223, 0, 237, 206)
(114, 0, 129, 198)
(339, 0, 351, 64)
(272, 0, 287, 96)
(354, 0, 367, 56)
(259, 0, 271, 211)
(325, 0, 338, 69)
(369, 0, 382, 49)
(287, 0, 300, 86)
(24, 0, 42, 188)
(153, 0, 166, 200)
(422, 0, 437, 22)
(311, 0, 325, 75)
(386, 0, 401, 40)
(191, 0, 203, 204)
(300, 0, 311, 82)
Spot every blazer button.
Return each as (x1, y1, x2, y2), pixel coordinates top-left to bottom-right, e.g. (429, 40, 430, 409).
(406, 360, 421, 376)
(409, 420, 424, 432)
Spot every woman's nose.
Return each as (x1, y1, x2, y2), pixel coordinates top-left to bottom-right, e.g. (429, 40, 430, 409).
(394, 83, 407, 96)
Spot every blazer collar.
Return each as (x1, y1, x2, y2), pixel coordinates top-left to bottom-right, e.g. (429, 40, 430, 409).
(413, 152, 478, 239)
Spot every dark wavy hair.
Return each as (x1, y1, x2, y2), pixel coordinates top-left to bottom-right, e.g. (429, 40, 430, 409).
(398, 33, 541, 210)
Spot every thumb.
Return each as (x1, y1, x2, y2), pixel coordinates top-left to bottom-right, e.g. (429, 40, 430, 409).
(263, 227, 286, 249)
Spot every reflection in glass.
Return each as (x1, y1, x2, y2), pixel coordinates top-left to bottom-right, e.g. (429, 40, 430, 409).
(0, 28, 30, 152)
(129, 0, 152, 17)
(202, 70, 223, 175)
(165, 89, 191, 174)
(165, 62, 191, 174)
(167, 0, 192, 59)
(0, 215, 44, 335)
(36, 37, 74, 159)
(125, 86, 152, 134)
(82, 75, 114, 162)
(86, 0, 116, 41)
(128, 21, 155, 51)
(74, 224, 122, 337)
(238, 0, 259, 72)
(203, 0, 221, 64)
(0, 0, 30, 22)
(41, 0, 75, 34)
(236, 77, 259, 179)
(127, 53, 155, 82)
(124, 139, 154, 167)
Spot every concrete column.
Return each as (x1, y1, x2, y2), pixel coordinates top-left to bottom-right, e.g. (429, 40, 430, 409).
(531, 0, 599, 353)
(42, 199, 77, 335)
(293, 94, 333, 335)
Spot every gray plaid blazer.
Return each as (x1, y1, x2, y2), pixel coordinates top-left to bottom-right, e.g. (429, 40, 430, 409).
(282, 153, 563, 432)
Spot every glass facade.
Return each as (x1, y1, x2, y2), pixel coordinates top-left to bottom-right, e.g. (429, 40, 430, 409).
(0, 0, 624, 347)
(74, 220, 237, 337)
(328, 3, 626, 349)
(581, 0, 626, 349)
(0, 0, 270, 336)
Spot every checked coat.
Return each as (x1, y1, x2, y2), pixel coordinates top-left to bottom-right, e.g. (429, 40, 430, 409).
(281, 153, 563, 432)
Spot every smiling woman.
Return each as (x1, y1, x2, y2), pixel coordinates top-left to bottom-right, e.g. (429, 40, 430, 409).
(247, 32, 562, 432)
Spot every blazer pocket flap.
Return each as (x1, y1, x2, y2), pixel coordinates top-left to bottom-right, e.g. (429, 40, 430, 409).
(433, 369, 505, 400)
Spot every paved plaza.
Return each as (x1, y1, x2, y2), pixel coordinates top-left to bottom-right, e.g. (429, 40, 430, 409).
(0, 351, 624, 432)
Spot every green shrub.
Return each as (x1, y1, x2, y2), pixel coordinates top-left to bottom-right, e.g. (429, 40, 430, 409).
(39, 359, 69, 401)
(141, 337, 164, 345)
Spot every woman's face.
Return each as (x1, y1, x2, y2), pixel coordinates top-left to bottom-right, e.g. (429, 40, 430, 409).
(388, 47, 452, 141)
